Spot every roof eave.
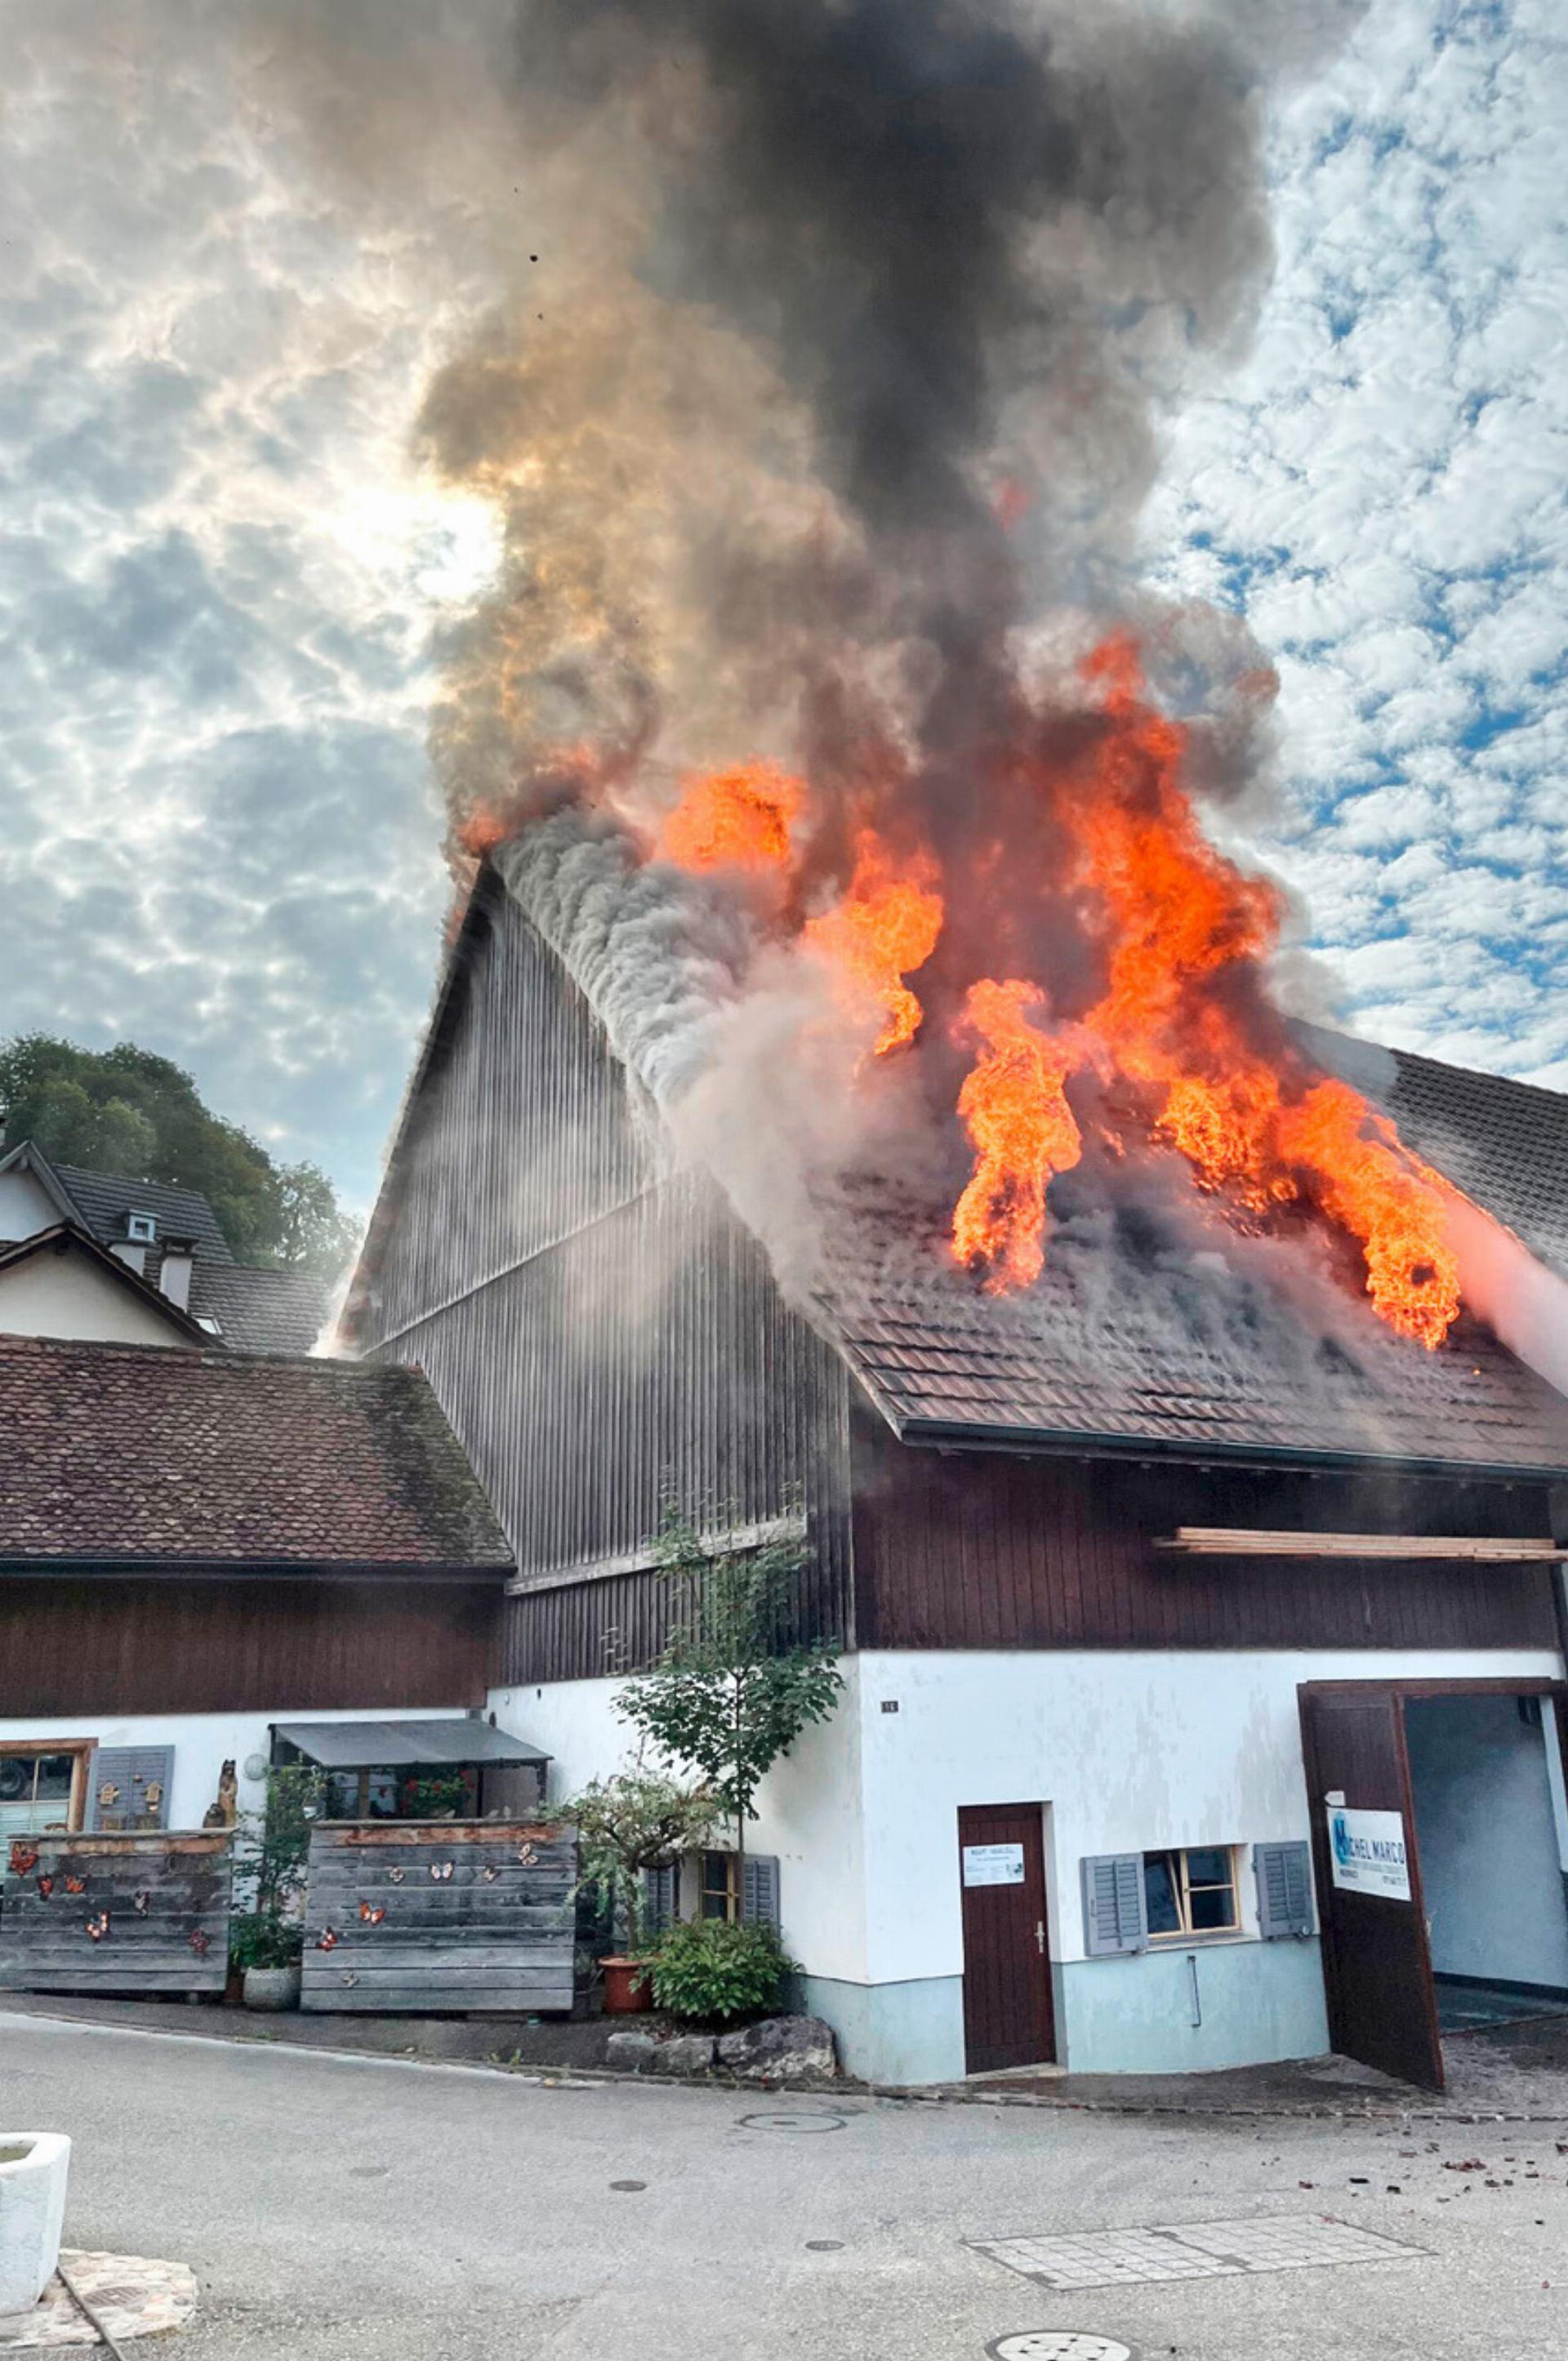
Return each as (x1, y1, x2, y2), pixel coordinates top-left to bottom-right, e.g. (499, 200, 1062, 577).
(0, 1555, 515, 1584)
(892, 1411, 1568, 1487)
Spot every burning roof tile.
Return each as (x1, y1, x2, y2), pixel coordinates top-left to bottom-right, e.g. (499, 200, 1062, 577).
(0, 1334, 513, 1569)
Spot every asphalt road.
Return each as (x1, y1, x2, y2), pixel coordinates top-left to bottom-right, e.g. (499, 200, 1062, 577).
(2, 2010, 1566, 2359)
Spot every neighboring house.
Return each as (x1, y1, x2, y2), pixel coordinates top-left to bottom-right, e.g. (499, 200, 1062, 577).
(0, 1223, 212, 1348)
(0, 1141, 330, 1352)
(0, 1333, 524, 1860)
(343, 863, 1568, 2091)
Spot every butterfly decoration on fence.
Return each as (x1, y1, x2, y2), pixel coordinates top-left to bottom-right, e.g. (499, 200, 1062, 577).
(316, 1927, 340, 1953)
(35, 1874, 55, 1900)
(341, 1971, 359, 1989)
(85, 1913, 110, 1943)
(132, 1890, 151, 1915)
(9, 1843, 38, 1878)
(481, 1865, 499, 1882)
(387, 1867, 405, 1884)
(359, 1901, 385, 1925)
(429, 1861, 454, 1882)
(515, 1845, 538, 1867)
(189, 1929, 211, 1958)
(64, 1876, 86, 1895)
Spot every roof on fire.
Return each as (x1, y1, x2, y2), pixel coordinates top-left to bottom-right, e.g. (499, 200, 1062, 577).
(351, 873, 1568, 1481)
(0, 1333, 514, 1571)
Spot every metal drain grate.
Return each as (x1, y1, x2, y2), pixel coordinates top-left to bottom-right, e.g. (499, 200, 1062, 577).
(973, 2214, 1424, 2292)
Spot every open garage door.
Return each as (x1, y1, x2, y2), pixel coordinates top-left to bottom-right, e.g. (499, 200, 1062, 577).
(1298, 1683, 1443, 2092)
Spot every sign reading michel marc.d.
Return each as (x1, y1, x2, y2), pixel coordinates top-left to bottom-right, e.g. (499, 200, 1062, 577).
(1327, 1805, 1412, 1901)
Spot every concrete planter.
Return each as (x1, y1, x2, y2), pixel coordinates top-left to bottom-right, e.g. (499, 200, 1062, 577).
(0, 2132, 70, 2316)
(243, 1963, 301, 2011)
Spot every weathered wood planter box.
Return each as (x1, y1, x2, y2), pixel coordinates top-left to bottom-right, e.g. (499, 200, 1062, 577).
(300, 1820, 576, 2015)
(0, 1832, 232, 1996)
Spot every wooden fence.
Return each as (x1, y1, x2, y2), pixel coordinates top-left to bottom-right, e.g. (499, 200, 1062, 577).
(300, 1820, 576, 2014)
(0, 1831, 232, 1995)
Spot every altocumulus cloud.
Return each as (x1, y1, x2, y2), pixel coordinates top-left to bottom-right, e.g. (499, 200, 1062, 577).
(1, 0, 1564, 1216)
(0, 3, 501, 1205)
(1143, 0, 1568, 1093)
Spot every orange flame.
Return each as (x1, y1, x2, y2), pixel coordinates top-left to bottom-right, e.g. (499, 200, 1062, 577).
(804, 830, 944, 1054)
(1276, 1080, 1460, 1348)
(952, 979, 1082, 1292)
(1048, 633, 1460, 1345)
(655, 760, 805, 873)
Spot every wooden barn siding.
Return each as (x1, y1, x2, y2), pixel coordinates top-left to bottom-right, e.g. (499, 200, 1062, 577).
(850, 1405, 1561, 1654)
(355, 879, 856, 1664)
(0, 1831, 232, 1996)
(0, 1580, 497, 1717)
(365, 884, 648, 1348)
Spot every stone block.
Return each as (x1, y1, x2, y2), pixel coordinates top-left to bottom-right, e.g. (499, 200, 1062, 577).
(604, 2030, 660, 2073)
(715, 2016, 838, 2082)
(654, 2034, 716, 2075)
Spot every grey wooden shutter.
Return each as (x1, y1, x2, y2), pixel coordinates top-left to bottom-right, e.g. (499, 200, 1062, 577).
(1254, 1840, 1315, 1939)
(643, 1863, 679, 1938)
(1080, 1854, 1147, 1956)
(89, 1746, 174, 1833)
(742, 1854, 781, 1931)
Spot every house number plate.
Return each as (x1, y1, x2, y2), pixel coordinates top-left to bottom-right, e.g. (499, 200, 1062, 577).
(963, 1843, 1025, 1887)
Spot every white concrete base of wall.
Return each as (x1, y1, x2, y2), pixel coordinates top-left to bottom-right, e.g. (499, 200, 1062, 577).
(0, 2132, 70, 2315)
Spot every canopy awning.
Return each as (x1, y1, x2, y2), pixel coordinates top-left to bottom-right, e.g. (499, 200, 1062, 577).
(271, 1718, 550, 1770)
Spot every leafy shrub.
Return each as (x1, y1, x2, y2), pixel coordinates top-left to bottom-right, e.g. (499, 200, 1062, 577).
(647, 1917, 796, 2024)
(229, 1909, 301, 1971)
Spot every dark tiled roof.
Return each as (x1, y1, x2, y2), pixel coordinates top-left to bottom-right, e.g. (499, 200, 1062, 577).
(55, 1162, 234, 1264)
(1302, 1028, 1568, 1284)
(189, 1263, 332, 1355)
(0, 1335, 513, 1568)
(813, 1163, 1568, 1478)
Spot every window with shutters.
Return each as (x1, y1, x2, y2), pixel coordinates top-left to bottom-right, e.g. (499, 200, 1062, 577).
(698, 1851, 781, 1931)
(1143, 1845, 1240, 1940)
(0, 1741, 90, 1872)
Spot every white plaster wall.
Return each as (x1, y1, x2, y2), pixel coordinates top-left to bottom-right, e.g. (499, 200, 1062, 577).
(1405, 1693, 1568, 1989)
(0, 1251, 185, 1344)
(854, 1647, 1564, 1984)
(0, 1708, 474, 1832)
(489, 1664, 870, 1983)
(0, 1168, 58, 1242)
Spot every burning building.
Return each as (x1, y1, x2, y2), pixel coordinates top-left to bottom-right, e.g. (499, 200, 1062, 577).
(327, 0, 1568, 2087)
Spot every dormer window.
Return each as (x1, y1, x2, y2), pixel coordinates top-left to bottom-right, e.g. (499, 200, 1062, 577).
(124, 1213, 157, 1245)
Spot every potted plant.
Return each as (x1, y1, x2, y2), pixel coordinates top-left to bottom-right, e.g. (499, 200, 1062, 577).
(564, 1762, 716, 2014)
(229, 1763, 323, 2011)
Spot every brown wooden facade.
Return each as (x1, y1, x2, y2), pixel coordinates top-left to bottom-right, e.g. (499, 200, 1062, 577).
(0, 1576, 498, 1718)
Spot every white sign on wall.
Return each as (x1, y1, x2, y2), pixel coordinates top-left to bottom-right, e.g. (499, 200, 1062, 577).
(1327, 1805, 1411, 1901)
(963, 1842, 1026, 1888)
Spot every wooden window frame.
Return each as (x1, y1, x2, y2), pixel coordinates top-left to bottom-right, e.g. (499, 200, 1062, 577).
(1143, 1843, 1241, 1943)
(0, 1739, 94, 1837)
(700, 1849, 739, 1922)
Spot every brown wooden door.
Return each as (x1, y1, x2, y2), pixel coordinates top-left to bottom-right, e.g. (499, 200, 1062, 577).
(956, 1803, 1055, 2073)
(1299, 1685, 1443, 2091)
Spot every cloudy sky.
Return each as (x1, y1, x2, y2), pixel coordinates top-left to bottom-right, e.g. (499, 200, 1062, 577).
(1, 2, 1564, 1212)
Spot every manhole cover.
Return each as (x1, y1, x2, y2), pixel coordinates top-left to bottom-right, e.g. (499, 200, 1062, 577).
(609, 2180, 647, 2191)
(804, 2239, 844, 2252)
(737, 2109, 847, 2134)
(989, 2339, 1134, 2361)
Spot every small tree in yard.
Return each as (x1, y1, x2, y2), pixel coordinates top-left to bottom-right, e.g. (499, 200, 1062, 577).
(617, 1513, 844, 1917)
(564, 1762, 718, 1957)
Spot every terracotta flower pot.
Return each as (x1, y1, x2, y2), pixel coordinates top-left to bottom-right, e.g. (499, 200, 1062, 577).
(599, 1956, 653, 2015)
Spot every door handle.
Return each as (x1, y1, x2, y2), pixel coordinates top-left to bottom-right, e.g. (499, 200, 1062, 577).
(1035, 1919, 1046, 1955)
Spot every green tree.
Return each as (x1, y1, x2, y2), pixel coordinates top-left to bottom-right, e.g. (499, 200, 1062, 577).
(565, 1761, 718, 1955)
(0, 1032, 359, 1280)
(616, 1513, 844, 1916)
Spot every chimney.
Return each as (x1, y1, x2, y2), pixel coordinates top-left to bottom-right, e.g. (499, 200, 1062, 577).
(160, 1236, 196, 1311)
